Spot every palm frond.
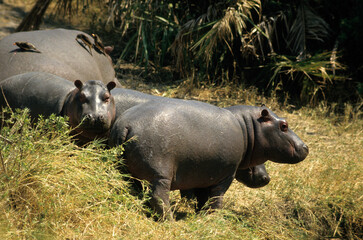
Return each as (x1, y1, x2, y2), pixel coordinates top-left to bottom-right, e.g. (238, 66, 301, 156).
(192, 1, 262, 64)
(287, 1, 330, 58)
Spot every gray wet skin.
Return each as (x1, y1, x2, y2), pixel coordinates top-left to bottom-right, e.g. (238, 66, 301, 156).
(0, 28, 120, 86)
(0, 72, 116, 142)
(109, 100, 309, 220)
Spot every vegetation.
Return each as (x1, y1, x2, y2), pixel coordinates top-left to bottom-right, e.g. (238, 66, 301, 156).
(0, 95, 362, 239)
(14, 0, 362, 108)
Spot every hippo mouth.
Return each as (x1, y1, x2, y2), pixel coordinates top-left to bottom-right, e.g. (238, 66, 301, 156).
(77, 125, 111, 135)
(78, 120, 112, 132)
(73, 127, 110, 141)
(289, 143, 309, 164)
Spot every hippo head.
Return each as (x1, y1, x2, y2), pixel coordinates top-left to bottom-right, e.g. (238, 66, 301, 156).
(235, 164, 270, 188)
(64, 80, 116, 141)
(250, 107, 309, 165)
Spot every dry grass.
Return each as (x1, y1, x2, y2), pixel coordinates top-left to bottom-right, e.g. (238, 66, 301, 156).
(0, 83, 362, 239)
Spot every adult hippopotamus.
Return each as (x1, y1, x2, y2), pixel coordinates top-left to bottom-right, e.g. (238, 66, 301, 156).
(0, 72, 116, 142)
(0, 28, 120, 86)
(109, 100, 308, 219)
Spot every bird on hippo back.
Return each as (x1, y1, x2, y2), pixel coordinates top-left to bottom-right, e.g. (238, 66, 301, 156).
(0, 72, 116, 143)
(0, 28, 120, 87)
(109, 99, 309, 220)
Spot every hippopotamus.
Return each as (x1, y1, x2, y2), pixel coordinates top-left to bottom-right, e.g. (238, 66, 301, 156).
(109, 100, 308, 219)
(180, 163, 270, 209)
(0, 72, 116, 142)
(0, 28, 120, 86)
(111, 88, 271, 198)
(234, 164, 270, 188)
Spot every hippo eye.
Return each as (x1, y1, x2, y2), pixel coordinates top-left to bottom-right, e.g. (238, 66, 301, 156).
(103, 93, 110, 102)
(280, 121, 288, 132)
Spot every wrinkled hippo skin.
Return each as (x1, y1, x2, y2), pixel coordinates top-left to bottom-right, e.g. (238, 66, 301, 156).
(0, 72, 116, 142)
(0, 28, 120, 86)
(109, 100, 308, 219)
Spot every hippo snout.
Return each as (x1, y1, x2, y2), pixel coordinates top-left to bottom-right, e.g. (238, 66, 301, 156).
(303, 144, 309, 153)
(261, 175, 270, 184)
(81, 113, 110, 129)
(299, 143, 309, 158)
(292, 142, 309, 163)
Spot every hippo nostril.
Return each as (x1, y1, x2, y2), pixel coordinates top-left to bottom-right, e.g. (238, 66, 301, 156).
(82, 114, 95, 125)
(262, 176, 270, 183)
(83, 114, 92, 120)
(303, 144, 309, 153)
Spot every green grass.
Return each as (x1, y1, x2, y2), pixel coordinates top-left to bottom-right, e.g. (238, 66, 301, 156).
(0, 86, 362, 239)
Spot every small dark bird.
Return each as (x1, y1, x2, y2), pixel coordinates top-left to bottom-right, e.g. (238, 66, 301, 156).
(91, 33, 105, 54)
(76, 34, 93, 55)
(13, 41, 41, 53)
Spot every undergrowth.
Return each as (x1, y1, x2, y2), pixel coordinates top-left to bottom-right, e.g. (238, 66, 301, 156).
(0, 108, 145, 239)
(0, 92, 361, 239)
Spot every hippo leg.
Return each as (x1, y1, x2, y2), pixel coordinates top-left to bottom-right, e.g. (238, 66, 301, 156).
(193, 188, 210, 211)
(207, 176, 234, 209)
(150, 178, 173, 220)
(192, 176, 234, 211)
(180, 189, 207, 211)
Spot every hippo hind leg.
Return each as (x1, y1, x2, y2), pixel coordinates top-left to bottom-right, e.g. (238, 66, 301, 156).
(150, 178, 173, 221)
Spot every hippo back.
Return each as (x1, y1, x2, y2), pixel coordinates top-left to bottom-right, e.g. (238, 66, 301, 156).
(0, 29, 118, 85)
(0, 72, 74, 117)
(111, 87, 164, 115)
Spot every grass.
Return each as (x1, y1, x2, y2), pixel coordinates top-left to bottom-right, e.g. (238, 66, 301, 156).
(0, 84, 362, 239)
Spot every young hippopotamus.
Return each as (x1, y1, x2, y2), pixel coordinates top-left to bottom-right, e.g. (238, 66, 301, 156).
(0, 72, 116, 142)
(109, 100, 308, 219)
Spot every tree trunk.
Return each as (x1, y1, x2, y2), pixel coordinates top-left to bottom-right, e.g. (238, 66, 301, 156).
(16, 0, 52, 32)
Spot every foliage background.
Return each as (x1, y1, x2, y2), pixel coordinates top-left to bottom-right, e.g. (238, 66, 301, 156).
(11, 0, 363, 109)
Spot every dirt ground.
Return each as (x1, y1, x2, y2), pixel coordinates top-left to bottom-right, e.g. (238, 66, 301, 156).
(0, 0, 34, 40)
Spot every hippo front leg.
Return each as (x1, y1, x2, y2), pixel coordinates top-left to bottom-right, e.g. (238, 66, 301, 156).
(150, 178, 173, 221)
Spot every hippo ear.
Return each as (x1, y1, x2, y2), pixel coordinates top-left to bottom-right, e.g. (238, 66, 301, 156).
(74, 80, 83, 90)
(107, 81, 116, 92)
(261, 109, 270, 121)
